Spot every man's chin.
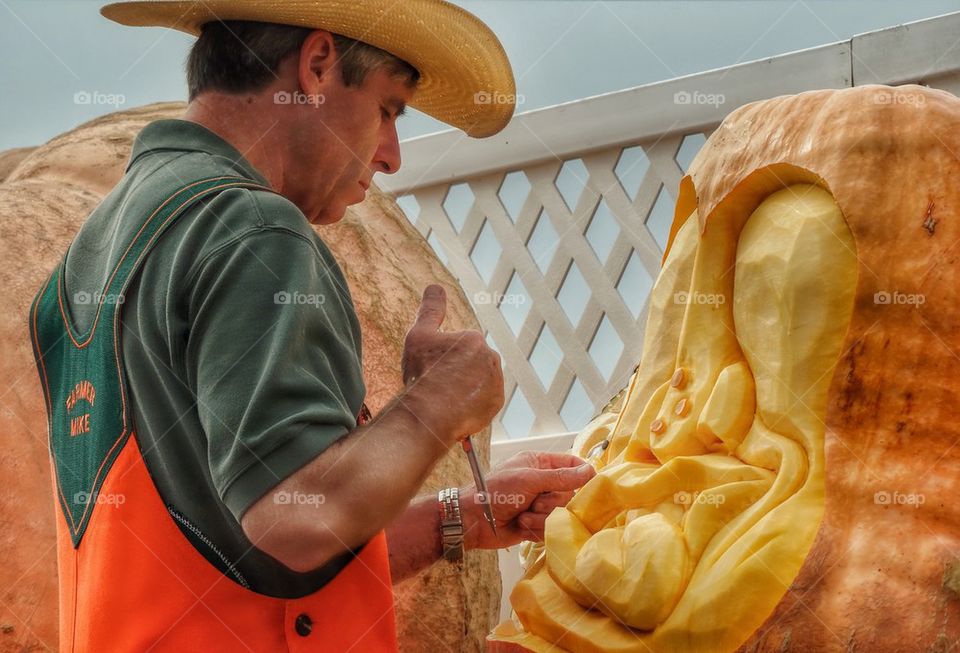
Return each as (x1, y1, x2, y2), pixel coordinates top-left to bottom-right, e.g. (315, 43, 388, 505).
(309, 204, 348, 226)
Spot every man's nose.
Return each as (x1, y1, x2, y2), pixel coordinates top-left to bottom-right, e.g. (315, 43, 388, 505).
(374, 124, 402, 175)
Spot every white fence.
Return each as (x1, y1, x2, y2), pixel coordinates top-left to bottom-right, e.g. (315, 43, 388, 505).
(381, 10, 960, 444)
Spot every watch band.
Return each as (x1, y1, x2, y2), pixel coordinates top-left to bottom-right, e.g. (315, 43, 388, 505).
(438, 487, 464, 564)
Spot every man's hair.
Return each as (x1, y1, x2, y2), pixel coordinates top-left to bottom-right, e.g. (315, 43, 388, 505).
(186, 20, 420, 100)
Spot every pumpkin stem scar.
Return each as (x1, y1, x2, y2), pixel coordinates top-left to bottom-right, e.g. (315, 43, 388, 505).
(923, 201, 937, 235)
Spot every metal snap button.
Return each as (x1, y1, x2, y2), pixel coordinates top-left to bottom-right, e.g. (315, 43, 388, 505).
(295, 613, 312, 637)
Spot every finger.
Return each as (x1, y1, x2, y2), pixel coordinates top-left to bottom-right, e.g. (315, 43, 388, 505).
(532, 451, 591, 470)
(497, 522, 541, 546)
(410, 284, 447, 333)
(527, 463, 596, 494)
(517, 511, 548, 534)
(503, 450, 590, 471)
(532, 491, 575, 514)
(518, 528, 544, 543)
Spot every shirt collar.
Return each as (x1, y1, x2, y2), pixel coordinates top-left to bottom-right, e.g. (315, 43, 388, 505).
(126, 119, 272, 187)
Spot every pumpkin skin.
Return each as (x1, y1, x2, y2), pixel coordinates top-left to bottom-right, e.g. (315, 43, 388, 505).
(490, 84, 960, 652)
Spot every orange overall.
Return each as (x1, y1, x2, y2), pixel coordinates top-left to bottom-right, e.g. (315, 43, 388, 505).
(30, 176, 398, 652)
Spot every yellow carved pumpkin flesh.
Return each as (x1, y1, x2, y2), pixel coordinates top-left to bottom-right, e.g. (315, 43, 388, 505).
(490, 84, 960, 653)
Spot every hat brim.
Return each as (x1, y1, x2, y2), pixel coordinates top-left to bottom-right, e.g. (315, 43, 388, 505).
(100, 0, 516, 138)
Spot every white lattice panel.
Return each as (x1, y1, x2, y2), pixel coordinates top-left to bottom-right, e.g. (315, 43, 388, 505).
(396, 131, 713, 438)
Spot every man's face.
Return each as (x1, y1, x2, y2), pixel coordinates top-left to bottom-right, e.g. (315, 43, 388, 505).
(286, 58, 413, 225)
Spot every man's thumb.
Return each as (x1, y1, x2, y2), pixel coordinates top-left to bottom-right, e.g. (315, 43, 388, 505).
(412, 284, 447, 332)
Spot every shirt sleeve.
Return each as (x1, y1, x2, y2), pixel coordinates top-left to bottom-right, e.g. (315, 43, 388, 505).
(184, 221, 366, 523)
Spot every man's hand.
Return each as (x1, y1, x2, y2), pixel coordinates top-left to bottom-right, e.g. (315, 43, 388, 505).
(460, 451, 597, 550)
(401, 284, 504, 445)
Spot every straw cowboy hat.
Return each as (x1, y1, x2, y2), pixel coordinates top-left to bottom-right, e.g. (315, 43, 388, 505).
(100, 0, 517, 138)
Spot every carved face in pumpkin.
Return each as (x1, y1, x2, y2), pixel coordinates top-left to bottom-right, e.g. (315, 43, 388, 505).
(492, 84, 960, 652)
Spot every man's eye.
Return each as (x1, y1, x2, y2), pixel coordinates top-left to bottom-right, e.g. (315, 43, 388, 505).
(381, 107, 391, 120)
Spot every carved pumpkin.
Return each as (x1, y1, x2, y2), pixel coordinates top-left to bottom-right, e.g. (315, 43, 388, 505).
(490, 84, 960, 652)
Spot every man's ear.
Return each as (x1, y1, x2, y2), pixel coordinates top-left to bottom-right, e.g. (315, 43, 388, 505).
(298, 29, 337, 95)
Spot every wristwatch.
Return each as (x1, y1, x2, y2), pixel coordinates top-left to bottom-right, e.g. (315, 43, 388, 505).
(438, 487, 464, 565)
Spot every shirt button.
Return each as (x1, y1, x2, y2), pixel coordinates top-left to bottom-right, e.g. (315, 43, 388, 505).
(295, 613, 313, 637)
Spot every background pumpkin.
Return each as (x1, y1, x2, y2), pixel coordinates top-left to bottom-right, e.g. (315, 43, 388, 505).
(491, 83, 960, 652)
(0, 103, 501, 653)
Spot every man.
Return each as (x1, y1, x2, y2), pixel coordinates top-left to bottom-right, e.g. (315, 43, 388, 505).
(28, 2, 595, 651)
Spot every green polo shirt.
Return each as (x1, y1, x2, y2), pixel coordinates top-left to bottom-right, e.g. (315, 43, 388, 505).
(62, 119, 367, 596)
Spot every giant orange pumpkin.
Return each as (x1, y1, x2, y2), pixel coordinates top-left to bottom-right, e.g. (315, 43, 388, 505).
(0, 103, 500, 653)
(490, 84, 960, 652)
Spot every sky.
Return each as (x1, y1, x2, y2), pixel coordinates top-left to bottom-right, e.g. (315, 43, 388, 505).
(1, 0, 958, 151)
